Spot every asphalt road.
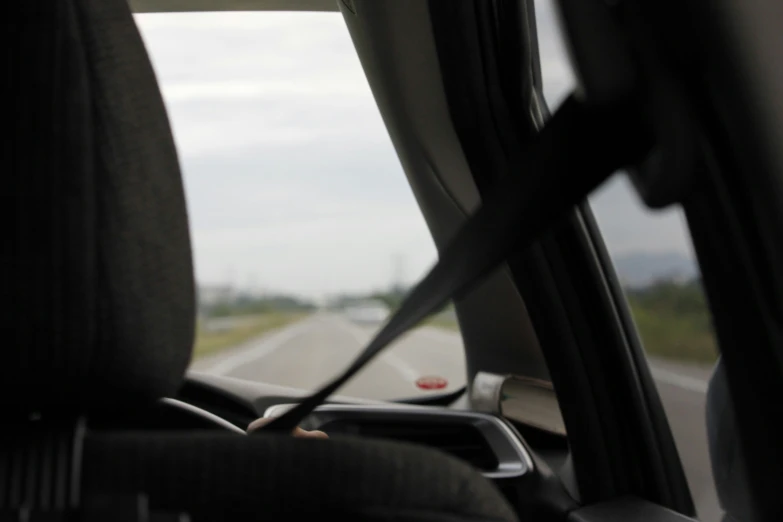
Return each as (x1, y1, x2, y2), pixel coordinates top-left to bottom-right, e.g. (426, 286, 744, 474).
(649, 358, 721, 522)
(192, 312, 721, 521)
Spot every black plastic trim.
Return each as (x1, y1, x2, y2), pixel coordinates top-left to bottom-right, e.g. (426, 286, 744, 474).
(579, 203, 695, 514)
(263, 403, 534, 479)
(427, 0, 696, 515)
(569, 496, 696, 522)
(396, 386, 467, 406)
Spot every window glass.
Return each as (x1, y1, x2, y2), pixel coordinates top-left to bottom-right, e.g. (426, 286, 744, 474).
(533, 1, 721, 520)
(135, 12, 464, 400)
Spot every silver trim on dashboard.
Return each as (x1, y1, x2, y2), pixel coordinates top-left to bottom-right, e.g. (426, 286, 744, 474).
(263, 403, 533, 479)
(160, 397, 247, 435)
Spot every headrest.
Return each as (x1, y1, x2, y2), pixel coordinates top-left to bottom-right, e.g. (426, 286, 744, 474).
(4, 0, 195, 410)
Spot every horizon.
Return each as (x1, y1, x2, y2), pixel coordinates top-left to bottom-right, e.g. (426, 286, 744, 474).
(136, 2, 696, 302)
(196, 248, 699, 304)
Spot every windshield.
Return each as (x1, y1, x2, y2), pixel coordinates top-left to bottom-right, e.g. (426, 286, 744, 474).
(135, 11, 465, 401)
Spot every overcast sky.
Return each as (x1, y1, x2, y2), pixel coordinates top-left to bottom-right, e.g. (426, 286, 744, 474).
(134, 0, 694, 299)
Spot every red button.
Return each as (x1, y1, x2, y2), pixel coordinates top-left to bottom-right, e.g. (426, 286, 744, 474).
(415, 376, 448, 390)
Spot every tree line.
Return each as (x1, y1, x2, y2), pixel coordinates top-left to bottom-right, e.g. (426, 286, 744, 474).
(364, 278, 718, 364)
(625, 278, 717, 363)
(204, 293, 316, 318)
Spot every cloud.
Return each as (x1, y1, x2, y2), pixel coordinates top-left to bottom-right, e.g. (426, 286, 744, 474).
(135, 11, 438, 297)
(161, 78, 368, 102)
(137, 12, 357, 84)
(190, 208, 436, 296)
(533, 0, 576, 108)
(134, 6, 694, 298)
(162, 93, 387, 157)
(591, 176, 695, 258)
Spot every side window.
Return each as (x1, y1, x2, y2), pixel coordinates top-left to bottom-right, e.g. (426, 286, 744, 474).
(533, 1, 721, 520)
(590, 183, 720, 522)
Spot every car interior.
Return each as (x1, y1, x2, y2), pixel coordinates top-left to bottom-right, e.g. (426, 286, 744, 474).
(5, 0, 783, 521)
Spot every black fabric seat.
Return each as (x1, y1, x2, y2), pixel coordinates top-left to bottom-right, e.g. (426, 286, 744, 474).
(83, 433, 514, 520)
(4, 1, 517, 520)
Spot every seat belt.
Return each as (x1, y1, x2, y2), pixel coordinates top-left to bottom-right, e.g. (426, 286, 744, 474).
(262, 94, 650, 433)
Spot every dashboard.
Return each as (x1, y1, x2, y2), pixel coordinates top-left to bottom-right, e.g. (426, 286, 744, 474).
(169, 372, 535, 480)
(264, 402, 534, 480)
(151, 371, 578, 519)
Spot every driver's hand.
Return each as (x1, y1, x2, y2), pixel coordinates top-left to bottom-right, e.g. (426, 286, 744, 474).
(247, 417, 329, 439)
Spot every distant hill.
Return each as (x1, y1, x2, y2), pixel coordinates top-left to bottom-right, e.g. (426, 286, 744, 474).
(611, 251, 698, 288)
(330, 252, 698, 305)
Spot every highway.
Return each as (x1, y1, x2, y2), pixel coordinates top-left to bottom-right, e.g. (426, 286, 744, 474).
(193, 312, 467, 400)
(651, 358, 720, 522)
(192, 313, 720, 521)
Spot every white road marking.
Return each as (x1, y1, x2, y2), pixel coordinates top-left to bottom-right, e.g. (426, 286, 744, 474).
(202, 319, 316, 376)
(380, 352, 421, 381)
(413, 327, 464, 345)
(200, 313, 709, 395)
(650, 366, 709, 394)
(333, 315, 422, 382)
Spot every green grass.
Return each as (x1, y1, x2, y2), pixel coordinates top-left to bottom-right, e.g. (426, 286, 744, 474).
(423, 280, 719, 365)
(627, 300, 718, 364)
(424, 316, 460, 331)
(193, 312, 308, 359)
(625, 280, 718, 364)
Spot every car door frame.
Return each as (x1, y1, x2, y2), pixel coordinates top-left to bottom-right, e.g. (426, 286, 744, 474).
(426, 0, 698, 515)
(340, 0, 704, 516)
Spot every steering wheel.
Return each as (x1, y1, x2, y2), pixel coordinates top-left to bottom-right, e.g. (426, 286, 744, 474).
(158, 397, 246, 434)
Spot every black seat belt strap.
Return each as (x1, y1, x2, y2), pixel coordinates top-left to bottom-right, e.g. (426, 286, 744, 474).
(262, 94, 650, 433)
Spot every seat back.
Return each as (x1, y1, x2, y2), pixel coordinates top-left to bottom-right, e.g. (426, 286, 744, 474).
(5, 0, 195, 412)
(3, 1, 518, 520)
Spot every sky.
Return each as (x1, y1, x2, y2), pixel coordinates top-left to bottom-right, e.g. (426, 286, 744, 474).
(133, 0, 694, 300)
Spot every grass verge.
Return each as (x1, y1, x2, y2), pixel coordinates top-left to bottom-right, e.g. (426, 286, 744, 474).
(424, 303, 717, 365)
(424, 316, 460, 331)
(193, 312, 308, 359)
(627, 304, 718, 364)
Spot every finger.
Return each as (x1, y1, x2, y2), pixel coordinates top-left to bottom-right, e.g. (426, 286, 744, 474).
(247, 417, 328, 439)
(247, 417, 274, 432)
(293, 427, 329, 439)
